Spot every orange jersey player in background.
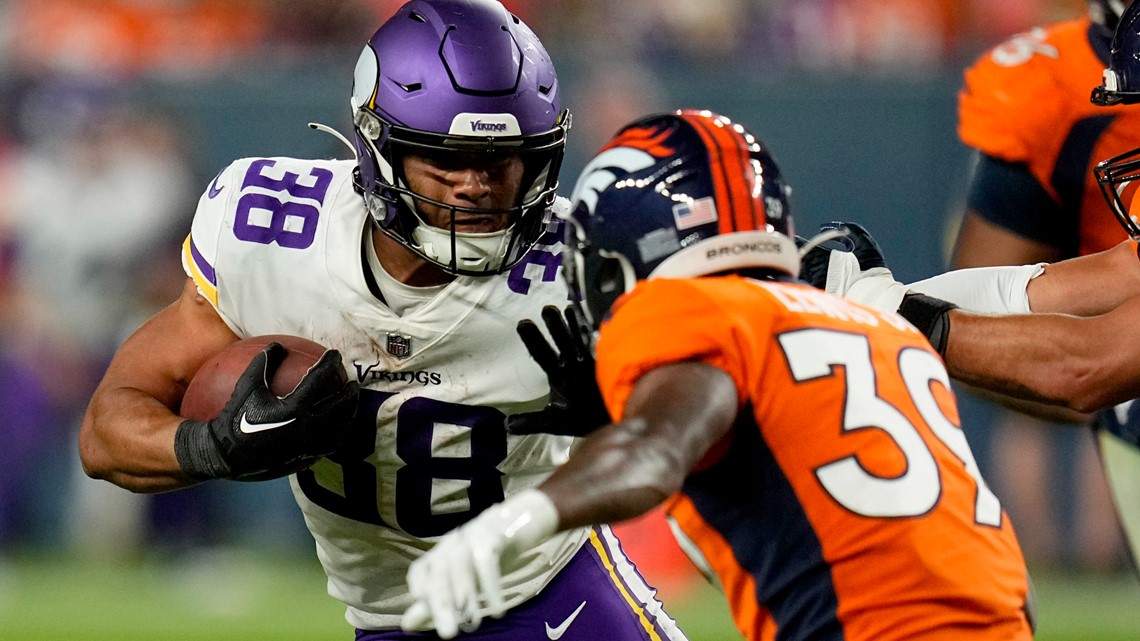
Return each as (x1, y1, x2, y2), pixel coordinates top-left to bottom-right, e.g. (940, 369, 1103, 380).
(400, 111, 1034, 641)
(952, 0, 1137, 573)
(957, 0, 1140, 260)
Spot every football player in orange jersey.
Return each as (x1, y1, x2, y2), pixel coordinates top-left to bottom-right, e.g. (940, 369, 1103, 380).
(399, 110, 1035, 641)
(803, 2, 1140, 577)
(952, 0, 1137, 570)
(957, 0, 1137, 263)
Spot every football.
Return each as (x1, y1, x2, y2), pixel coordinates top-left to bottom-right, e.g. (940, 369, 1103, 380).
(180, 334, 335, 420)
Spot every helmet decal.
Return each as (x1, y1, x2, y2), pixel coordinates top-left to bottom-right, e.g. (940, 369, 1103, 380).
(569, 147, 657, 218)
(351, 47, 380, 112)
(600, 122, 677, 157)
(564, 110, 797, 330)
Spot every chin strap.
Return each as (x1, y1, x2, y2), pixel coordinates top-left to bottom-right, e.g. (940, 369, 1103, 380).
(308, 122, 358, 159)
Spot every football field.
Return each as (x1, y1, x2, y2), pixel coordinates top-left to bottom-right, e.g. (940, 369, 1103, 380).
(0, 551, 1135, 640)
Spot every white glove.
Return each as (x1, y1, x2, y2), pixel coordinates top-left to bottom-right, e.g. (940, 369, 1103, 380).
(401, 489, 559, 639)
(824, 249, 910, 313)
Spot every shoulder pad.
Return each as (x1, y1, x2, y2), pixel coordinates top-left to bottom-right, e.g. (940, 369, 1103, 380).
(958, 20, 1098, 162)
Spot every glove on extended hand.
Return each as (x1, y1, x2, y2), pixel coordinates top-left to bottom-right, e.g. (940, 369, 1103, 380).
(799, 221, 910, 312)
(799, 222, 956, 356)
(402, 489, 559, 639)
(507, 305, 610, 437)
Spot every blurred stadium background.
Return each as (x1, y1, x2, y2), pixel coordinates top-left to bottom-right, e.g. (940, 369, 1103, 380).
(0, 0, 1136, 639)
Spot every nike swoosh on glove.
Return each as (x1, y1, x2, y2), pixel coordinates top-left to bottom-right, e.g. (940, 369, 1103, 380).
(175, 343, 359, 481)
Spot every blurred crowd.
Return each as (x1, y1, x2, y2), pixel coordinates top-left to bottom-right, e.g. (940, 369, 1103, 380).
(0, 0, 1121, 582)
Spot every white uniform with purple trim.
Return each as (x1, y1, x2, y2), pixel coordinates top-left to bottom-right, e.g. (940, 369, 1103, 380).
(181, 156, 648, 631)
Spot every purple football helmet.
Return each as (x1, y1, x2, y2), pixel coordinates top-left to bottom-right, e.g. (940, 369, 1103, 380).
(564, 110, 796, 330)
(351, 0, 570, 276)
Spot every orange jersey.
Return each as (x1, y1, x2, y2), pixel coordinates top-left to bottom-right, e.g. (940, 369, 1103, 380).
(959, 18, 1140, 256)
(595, 276, 1032, 641)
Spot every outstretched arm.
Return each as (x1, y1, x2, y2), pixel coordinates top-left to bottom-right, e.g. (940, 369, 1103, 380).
(911, 239, 1140, 317)
(804, 223, 1140, 318)
(801, 225, 1140, 422)
(402, 361, 739, 638)
(943, 296, 1140, 413)
(541, 361, 739, 528)
(1025, 240, 1140, 315)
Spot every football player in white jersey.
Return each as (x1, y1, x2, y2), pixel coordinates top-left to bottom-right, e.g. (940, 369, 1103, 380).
(78, 2, 688, 640)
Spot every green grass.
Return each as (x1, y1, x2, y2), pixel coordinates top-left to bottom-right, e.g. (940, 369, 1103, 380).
(0, 552, 1135, 640)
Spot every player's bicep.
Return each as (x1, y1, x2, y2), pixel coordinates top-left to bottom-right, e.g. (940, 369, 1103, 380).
(953, 211, 1063, 269)
(99, 277, 239, 411)
(623, 361, 740, 473)
(1027, 240, 1140, 315)
(541, 361, 740, 529)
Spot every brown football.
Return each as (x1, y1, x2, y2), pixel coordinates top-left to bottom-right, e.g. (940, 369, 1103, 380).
(180, 334, 335, 420)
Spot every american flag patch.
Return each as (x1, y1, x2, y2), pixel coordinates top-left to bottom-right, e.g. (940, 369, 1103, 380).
(672, 197, 718, 230)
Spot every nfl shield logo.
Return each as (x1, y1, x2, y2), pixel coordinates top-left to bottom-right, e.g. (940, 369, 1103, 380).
(386, 333, 412, 359)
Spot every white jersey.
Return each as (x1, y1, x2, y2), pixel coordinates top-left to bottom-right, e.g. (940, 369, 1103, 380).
(182, 156, 588, 629)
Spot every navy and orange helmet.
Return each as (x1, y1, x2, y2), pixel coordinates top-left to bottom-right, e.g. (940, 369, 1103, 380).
(564, 109, 796, 329)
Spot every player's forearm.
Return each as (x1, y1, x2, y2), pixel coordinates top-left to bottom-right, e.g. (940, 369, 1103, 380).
(902, 241, 1140, 318)
(542, 363, 739, 530)
(905, 264, 1040, 315)
(79, 385, 196, 493)
(943, 310, 1128, 413)
(540, 419, 686, 529)
(1026, 240, 1140, 315)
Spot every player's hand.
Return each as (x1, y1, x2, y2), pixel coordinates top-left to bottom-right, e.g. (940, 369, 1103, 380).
(175, 343, 360, 481)
(401, 490, 559, 638)
(799, 221, 910, 313)
(507, 305, 610, 436)
(799, 221, 887, 286)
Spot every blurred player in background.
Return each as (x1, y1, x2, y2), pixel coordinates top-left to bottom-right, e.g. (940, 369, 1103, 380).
(805, 3, 1140, 573)
(78, 1, 687, 639)
(401, 110, 1035, 641)
(950, 0, 1137, 568)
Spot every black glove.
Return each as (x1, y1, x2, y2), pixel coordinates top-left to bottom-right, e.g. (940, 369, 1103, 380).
(507, 305, 611, 436)
(175, 343, 360, 481)
(799, 221, 888, 289)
